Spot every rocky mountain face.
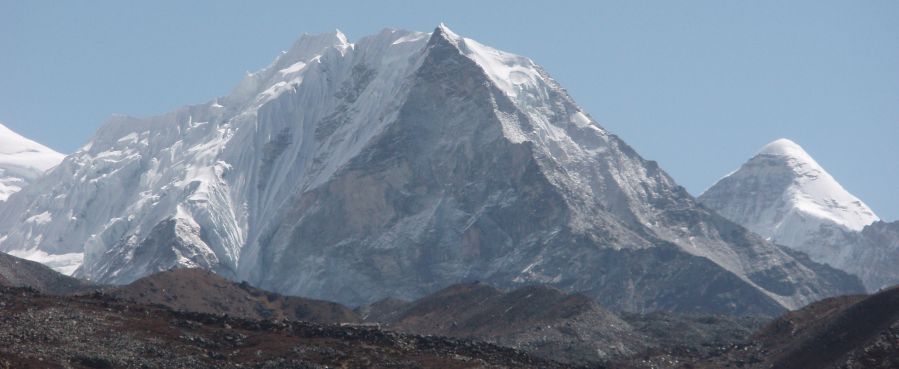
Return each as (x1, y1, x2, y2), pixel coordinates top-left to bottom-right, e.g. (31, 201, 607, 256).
(0, 25, 862, 314)
(844, 221, 899, 291)
(699, 139, 895, 290)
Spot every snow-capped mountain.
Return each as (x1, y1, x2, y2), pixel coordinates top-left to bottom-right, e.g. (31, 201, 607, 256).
(699, 138, 891, 290)
(0, 26, 862, 314)
(0, 123, 63, 201)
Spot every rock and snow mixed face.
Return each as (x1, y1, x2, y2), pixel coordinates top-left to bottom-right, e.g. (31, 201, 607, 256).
(849, 221, 899, 291)
(700, 138, 887, 290)
(0, 26, 862, 313)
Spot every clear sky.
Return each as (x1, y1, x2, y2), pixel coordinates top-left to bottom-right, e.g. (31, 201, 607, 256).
(2, 1, 897, 220)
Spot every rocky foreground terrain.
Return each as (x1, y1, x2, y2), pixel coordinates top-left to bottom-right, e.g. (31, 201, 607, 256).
(101, 269, 768, 366)
(107, 268, 360, 324)
(1, 256, 897, 368)
(0, 285, 572, 369)
(608, 286, 899, 369)
(359, 282, 767, 366)
(688, 285, 899, 369)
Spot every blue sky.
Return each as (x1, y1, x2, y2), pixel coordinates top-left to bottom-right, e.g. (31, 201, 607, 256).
(2, 1, 897, 220)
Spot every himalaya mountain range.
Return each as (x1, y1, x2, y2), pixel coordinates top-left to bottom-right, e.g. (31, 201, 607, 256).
(0, 25, 895, 318)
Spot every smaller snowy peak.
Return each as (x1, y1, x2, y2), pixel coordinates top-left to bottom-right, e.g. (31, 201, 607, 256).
(754, 138, 878, 231)
(702, 138, 879, 236)
(702, 138, 887, 290)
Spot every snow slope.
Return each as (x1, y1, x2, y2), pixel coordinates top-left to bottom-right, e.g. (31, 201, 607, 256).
(0, 123, 63, 200)
(755, 138, 877, 231)
(0, 27, 862, 313)
(700, 138, 884, 289)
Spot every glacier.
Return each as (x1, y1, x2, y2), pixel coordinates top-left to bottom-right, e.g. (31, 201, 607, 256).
(0, 26, 862, 313)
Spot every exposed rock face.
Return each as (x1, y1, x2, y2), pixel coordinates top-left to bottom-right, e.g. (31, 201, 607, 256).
(845, 221, 899, 290)
(700, 139, 895, 291)
(92, 218, 223, 285)
(0, 26, 862, 314)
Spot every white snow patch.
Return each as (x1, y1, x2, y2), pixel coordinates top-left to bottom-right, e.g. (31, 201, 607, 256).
(116, 132, 139, 144)
(278, 61, 307, 76)
(392, 32, 428, 45)
(450, 35, 543, 100)
(571, 111, 592, 128)
(26, 211, 52, 225)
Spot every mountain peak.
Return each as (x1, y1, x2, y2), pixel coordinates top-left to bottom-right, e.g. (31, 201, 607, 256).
(700, 137, 879, 281)
(0, 27, 862, 314)
(701, 139, 891, 291)
(429, 23, 462, 48)
(704, 138, 879, 232)
(753, 139, 878, 228)
(434, 22, 460, 39)
(754, 138, 826, 180)
(757, 138, 809, 158)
